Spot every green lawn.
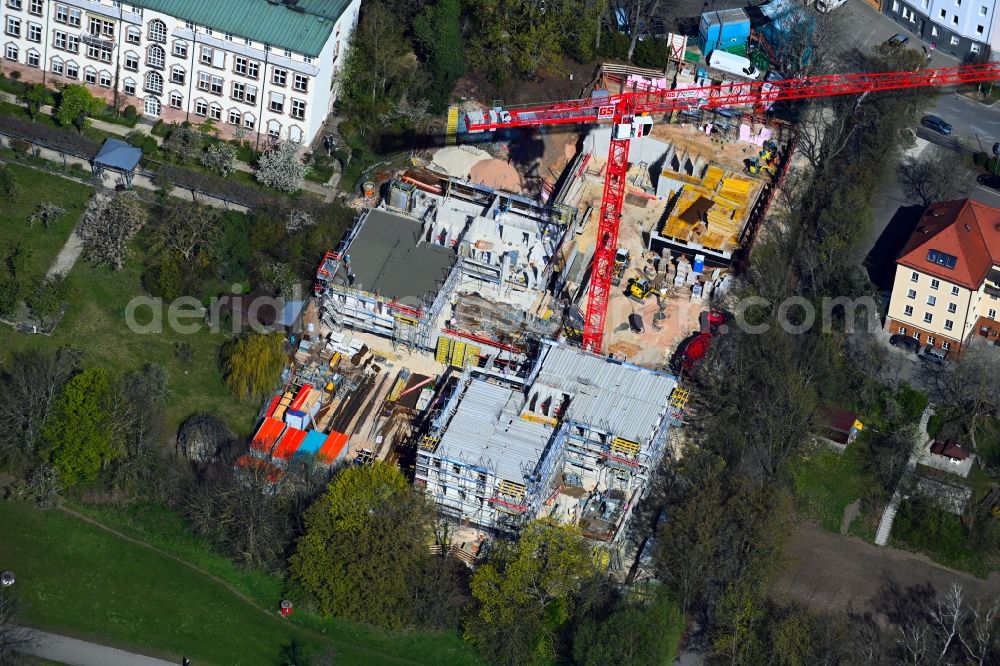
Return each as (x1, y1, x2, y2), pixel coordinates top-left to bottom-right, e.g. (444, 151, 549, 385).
(0, 226, 255, 436)
(75, 502, 483, 666)
(0, 163, 92, 284)
(1, 501, 482, 666)
(789, 443, 869, 533)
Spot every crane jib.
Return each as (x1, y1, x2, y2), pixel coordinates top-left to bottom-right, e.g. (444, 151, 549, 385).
(460, 61, 1000, 352)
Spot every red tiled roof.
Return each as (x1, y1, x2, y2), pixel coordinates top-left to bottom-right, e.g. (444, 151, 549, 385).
(930, 440, 970, 461)
(897, 199, 1000, 290)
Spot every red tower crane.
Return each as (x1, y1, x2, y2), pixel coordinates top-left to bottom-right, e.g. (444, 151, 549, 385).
(465, 62, 1000, 353)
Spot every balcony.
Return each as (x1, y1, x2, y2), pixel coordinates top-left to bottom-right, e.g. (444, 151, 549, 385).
(82, 34, 114, 50)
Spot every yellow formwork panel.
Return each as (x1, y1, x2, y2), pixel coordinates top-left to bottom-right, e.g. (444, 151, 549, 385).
(435, 337, 450, 363)
(497, 479, 527, 498)
(450, 340, 467, 367)
(703, 165, 725, 190)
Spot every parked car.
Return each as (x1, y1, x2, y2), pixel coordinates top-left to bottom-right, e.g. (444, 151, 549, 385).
(993, 142, 1000, 157)
(921, 115, 953, 135)
(889, 334, 921, 353)
(920, 345, 948, 364)
(882, 33, 910, 49)
(978, 173, 1000, 190)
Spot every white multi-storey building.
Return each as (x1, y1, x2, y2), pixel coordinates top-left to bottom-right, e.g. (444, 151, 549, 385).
(887, 0, 998, 60)
(0, 0, 360, 145)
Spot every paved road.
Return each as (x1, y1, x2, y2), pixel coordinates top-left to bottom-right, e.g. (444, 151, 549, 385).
(18, 628, 178, 666)
(930, 93, 1000, 150)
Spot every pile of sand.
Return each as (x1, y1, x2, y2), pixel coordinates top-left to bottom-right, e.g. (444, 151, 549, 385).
(429, 146, 491, 178)
(469, 158, 523, 192)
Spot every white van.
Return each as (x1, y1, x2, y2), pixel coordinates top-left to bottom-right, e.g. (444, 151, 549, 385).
(815, 0, 848, 12)
(707, 50, 761, 80)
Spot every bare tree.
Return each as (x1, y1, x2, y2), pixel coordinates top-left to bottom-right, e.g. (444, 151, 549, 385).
(929, 582, 965, 661)
(937, 345, 1000, 452)
(0, 348, 80, 472)
(897, 146, 967, 208)
(896, 620, 930, 665)
(960, 596, 1000, 665)
(149, 201, 221, 264)
(177, 413, 238, 463)
(78, 192, 148, 270)
(0, 589, 35, 663)
(625, 0, 660, 62)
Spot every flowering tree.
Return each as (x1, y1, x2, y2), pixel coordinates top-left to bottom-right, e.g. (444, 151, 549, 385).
(254, 140, 309, 193)
(200, 142, 237, 177)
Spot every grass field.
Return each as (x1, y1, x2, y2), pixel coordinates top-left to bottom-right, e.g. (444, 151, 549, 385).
(0, 172, 257, 436)
(789, 443, 869, 533)
(0, 163, 92, 285)
(1, 500, 483, 666)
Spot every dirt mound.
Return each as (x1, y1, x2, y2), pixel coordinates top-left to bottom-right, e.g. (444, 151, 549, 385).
(469, 158, 523, 192)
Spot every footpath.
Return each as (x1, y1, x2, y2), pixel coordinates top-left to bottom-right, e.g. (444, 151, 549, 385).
(0, 90, 338, 202)
(18, 627, 178, 666)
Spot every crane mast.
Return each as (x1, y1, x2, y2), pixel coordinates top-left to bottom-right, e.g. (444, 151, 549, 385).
(465, 62, 1000, 353)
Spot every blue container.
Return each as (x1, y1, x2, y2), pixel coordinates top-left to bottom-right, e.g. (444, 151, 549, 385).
(693, 254, 706, 274)
(699, 8, 751, 55)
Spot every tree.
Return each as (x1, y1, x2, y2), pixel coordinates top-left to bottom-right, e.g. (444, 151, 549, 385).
(200, 141, 237, 177)
(413, 0, 464, 112)
(78, 192, 148, 270)
(42, 366, 122, 487)
(27, 202, 66, 229)
(222, 332, 286, 400)
(625, 0, 661, 62)
(25, 273, 69, 321)
(18, 83, 49, 120)
(150, 200, 221, 265)
(337, 3, 416, 114)
(254, 141, 309, 192)
(54, 84, 103, 132)
(465, 519, 595, 665)
(572, 590, 684, 666)
(897, 145, 966, 208)
(186, 460, 294, 569)
(290, 464, 435, 628)
(0, 165, 21, 200)
(161, 125, 205, 164)
(177, 412, 238, 462)
(0, 348, 80, 474)
(0, 588, 36, 662)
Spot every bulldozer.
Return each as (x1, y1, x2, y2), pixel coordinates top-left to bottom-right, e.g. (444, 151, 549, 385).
(628, 277, 656, 301)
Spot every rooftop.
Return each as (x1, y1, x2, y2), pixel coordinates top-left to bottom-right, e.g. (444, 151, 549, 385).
(532, 344, 676, 444)
(897, 199, 1000, 290)
(133, 0, 351, 57)
(435, 379, 555, 484)
(335, 208, 456, 304)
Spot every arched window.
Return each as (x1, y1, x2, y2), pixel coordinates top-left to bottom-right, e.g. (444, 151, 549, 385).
(144, 70, 163, 94)
(126, 26, 141, 44)
(208, 103, 221, 121)
(144, 96, 161, 117)
(147, 19, 167, 43)
(51, 56, 64, 75)
(146, 44, 164, 68)
(123, 77, 136, 95)
(242, 113, 256, 130)
(288, 125, 302, 143)
(169, 91, 183, 109)
(267, 119, 281, 138)
(26, 49, 40, 68)
(227, 108, 241, 125)
(5, 44, 18, 61)
(169, 65, 185, 85)
(124, 50, 139, 71)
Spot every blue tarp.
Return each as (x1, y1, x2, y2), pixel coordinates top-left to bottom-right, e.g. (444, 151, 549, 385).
(93, 138, 142, 172)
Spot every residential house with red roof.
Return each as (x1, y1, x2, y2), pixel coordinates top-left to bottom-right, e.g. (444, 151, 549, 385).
(885, 199, 1000, 355)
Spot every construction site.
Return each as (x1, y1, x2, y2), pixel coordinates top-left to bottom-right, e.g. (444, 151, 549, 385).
(234, 0, 817, 562)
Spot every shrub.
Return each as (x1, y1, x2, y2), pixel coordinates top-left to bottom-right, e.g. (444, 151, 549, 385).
(974, 151, 988, 167)
(8, 138, 31, 156)
(927, 414, 942, 438)
(125, 129, 158, 155)
(151, 119, 169, 137)
(124, 105, 138, 120)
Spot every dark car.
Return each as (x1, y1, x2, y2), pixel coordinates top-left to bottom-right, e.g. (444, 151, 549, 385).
(882, 33, 909, 49)
(889, 334, 921, 353)
(978, 173, 1000, 190)
(992, 141, 1000, 157)
(920, 345, 948, 364)
(921, 115, 953, 135)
